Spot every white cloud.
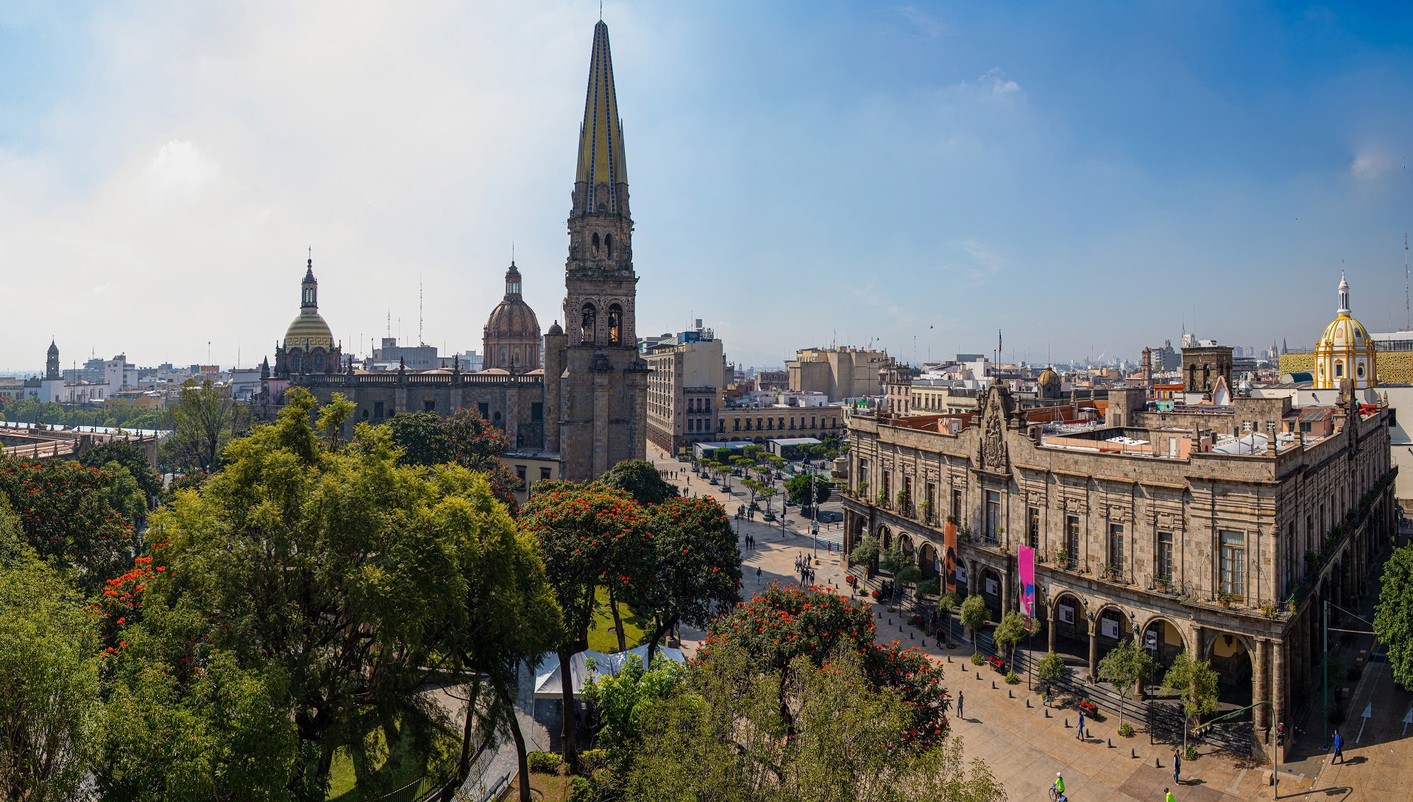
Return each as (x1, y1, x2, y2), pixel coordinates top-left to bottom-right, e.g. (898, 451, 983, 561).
(1350, 151, 1393, 180)
(979, 67, 1021, 97)
(142, 140, 218, 202)
(897, 5, 944, 38)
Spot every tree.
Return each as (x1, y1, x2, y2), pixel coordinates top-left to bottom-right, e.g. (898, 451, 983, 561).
(993, 610, 1029, 668)
(1036, 651, 1068, 691)
(895, 564, 923, 594)
(163, 379, 248, 473)
(0, 512, 100, 802)
(697, 585, 950, 750)
(960, 595, 988, 654)
(638, 496, 742, 663)
(582, 654, 686, 795)
(1097, 638, 1155, 726)
(785, 472, 832, 512)
(619, 641, 1004, 802)
(0, 458, 139, 593)
(98, 460, 149, 530)
(80, 439, 162, 500)
(599, 459, 678, 506)
(1376, 545, 1413, 689)
(386, 408, 521, 512)
(880, 544, 909, 576)
(1160, 652, 1219, 751)
(850, 534, 880, 569)
(96, 389, 543, 799)
(520, 483, 653, 770)
(385, 410, 452, 466)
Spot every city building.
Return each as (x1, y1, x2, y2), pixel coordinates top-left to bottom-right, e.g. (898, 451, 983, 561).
(1181, 344, 1233, 396)
(482, 262, 541, 372)
(645, 322, 729, 454)
(756, 369, 788, 392)
(1312, 273, 1377, 390)
(371, 338, 439, 371)
(843, 379, 1395, 747)
(787, 346, 890, 401)
(258, 20, 648, 483)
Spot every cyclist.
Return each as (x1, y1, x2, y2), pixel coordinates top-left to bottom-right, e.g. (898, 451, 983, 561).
(1050, 772, 1066, 801)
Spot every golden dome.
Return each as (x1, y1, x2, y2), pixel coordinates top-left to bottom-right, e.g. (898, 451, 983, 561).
(1037, 367, 1060, 385)
(1313, 272, 1377, 389)
(284, 309, 335, 351)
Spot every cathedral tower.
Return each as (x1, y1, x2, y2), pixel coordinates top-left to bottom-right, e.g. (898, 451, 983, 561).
(555, 21, 648, 480)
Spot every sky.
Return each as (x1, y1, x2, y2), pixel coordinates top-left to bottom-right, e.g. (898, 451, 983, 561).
(2, 1, 1412, 372)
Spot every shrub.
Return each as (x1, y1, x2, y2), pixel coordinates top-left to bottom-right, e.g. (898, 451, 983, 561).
(579, 748, 608, 774)
(1004, 671, 1020, 685)
(970, 653, 986, 666)
(1118, 722, 1135, 738)
(1184, 745, 1199, 761)
(569, 776, 595, 802)
(527, 750, 561, 774)
(916, 578, 940, 598)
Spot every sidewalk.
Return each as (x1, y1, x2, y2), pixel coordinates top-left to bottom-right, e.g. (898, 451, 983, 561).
(648, 445, 1301, 802)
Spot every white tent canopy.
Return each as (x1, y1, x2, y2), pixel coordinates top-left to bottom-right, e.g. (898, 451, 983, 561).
(532, 645, 686, 700)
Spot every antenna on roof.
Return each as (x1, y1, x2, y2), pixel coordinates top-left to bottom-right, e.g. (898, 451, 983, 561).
(1405, 230, 1409, 329)
(418, 276, 424, 346)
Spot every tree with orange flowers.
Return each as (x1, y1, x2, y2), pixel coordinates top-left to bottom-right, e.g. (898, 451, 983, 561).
(638, 496, 741, 663)
(520, 484, 653, 770)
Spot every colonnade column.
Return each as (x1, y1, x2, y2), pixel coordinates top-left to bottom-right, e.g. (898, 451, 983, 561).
(1252, 639, 1270, 730)
(1088, 625, 1099, 680)
(1272, 637, 1287, 762)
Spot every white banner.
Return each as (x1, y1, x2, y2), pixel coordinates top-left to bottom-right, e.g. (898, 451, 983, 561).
(1101, 618, 1119, 640)
(1058, 604, 1074, 624)
(955, 565, 968, 583)
(985, 577, 998, 596)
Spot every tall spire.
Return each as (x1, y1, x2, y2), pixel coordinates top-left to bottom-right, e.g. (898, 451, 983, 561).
(574, 20, 629, 218)
(301, 254, 318, 311)
(1338, 269, 1350, 316)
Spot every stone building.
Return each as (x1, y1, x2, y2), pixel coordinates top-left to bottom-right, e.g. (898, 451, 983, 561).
(1181, 344, 1232, 396)
(259, 20, 648, 482)
(1312, 273, 1377, 390)
(787, 346, 891, 400)
(842, 380, 1396, 748)
(645, 324, 729, 454)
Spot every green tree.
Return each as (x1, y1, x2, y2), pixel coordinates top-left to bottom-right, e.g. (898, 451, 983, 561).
(0, 513, 100, 802)
(880, 544, 909, 576)
(385, 407, 521, 511)
(1160, 652, 1219, 751)
(960, 595, 988, 654)
(1036, 651, 1068, 691)
(520, 483, 653, 770)
(1376, 545, 1413, 689)
(599, 459, 679, 506)
(96, 389, 539, 799)
(582, 654, 686, 794)
(849, 534, 881, 569)
(1097, 638, 1155, 726)
(993, 610, 1029, 668)
(697, 586, 950, 749)
(99, 460, 149, 530)
(0, 458, 139, 593)
(639, 496, 741, 663)
(385, 410, 451, 466)
(785, 472, 832, 511)
(162, 378, 248, 473)
(80, 439, 162, 500)
(621, 642, 1004, 802)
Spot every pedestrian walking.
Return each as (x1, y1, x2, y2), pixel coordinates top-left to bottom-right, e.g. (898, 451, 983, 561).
(1164, 787, 1176, 802)
(1077, 711, 1085, 740)
(756, 566, 762, 579)
(957, 690, 964, 719)
(1332, 729, 1344, 764)
(1172, 748, 1181, 784)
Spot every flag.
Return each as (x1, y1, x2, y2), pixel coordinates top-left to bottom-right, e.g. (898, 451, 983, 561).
(998, 329, 1002, 358)
(1017, 545, 1036, 617)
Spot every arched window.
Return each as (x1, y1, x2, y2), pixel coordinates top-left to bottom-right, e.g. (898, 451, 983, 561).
(290, 352, 302, 372)
(500, 346, 508, 366)
(605, 233, 614, 258)
(592, 232, 600, 256)
(581, 303, 597, 343)
(1335, 360, 1344, 378)
(313, 352, 325, 371)
(608, 303, 623, 345)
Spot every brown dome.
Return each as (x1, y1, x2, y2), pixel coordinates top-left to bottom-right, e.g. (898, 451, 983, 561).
(483, 262, 542, 371)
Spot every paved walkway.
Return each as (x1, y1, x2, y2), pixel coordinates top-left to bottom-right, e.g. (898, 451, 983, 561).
(647, 445, 1336, 802)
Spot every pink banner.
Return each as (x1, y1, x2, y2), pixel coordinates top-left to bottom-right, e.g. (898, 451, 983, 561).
(1017, 544, 1036, 617)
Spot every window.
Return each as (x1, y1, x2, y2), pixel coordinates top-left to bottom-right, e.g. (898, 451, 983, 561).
(373, 401, 385, 420)
(881, 471, 891, 502)
(478, 402, 489, 420)
(951, 488, 962, 523)
(608, 303, 623, 345)
(540, 467, 552, 481)
(1156, 531, 1174, 582)
(515, 465, 527, 488)
(903, 477, 913, 512)
(984, 490, 1001, 543)
(423, 400, 436, 412)
(1284, 522, 1295, 593)
(1027, 507, 1040, 550)
(1219, 530, 1246, 600)
(1107, 523, 1124, 575)
(531, 402, 543, 423)
(1064, 516, 1080, 567)
(926, 483, 937, 522)
(1335, 361, 1343, 378)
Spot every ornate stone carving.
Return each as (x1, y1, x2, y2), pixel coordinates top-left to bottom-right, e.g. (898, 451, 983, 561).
(977, 383, 1014, 475)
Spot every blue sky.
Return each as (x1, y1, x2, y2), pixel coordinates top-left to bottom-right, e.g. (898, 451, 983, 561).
(1, 1, 1410, 371)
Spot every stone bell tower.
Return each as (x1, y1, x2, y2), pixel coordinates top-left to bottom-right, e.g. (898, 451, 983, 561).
(554, 20, 648, 481)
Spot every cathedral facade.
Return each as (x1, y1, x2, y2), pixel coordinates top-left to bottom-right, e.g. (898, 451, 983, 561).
(257, 21, 648, 481)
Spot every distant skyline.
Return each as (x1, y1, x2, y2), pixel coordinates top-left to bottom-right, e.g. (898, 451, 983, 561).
(2, 1, 1411, 372)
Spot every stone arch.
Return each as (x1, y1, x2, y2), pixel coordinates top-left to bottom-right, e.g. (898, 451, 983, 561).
(979, 565, 1004, 618)
(1206, 631, 1255, 707)
(608, 303, 623, 345)
(1093, 603, 1132, 664)
(580, 302, 598, 343)
(898, 533, 915, 559)
(877, 524, 892, 553)
(1049, 591, 1089, 660)
(918, 542, 938, 579)
(1137, 614, 1188, 671)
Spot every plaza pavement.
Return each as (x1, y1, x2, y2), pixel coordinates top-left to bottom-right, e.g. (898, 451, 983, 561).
(646, 445, 1378, 802)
